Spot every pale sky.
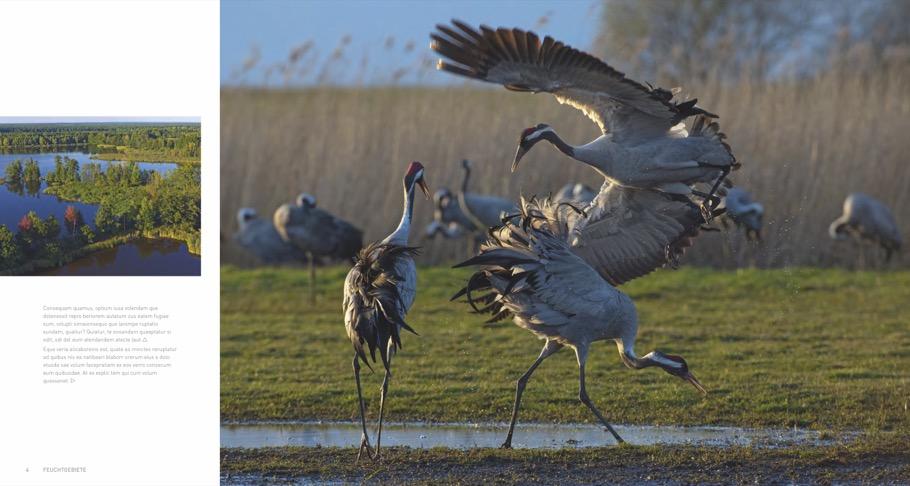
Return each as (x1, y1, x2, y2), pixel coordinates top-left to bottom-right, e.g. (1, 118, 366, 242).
(0, 117, 200, 124)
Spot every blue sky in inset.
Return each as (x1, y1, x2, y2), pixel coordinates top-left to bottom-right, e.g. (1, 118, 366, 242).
(0, 117, 200, 124)
(221, 0, 601, 86)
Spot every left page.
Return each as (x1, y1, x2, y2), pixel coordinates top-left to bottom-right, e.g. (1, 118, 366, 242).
(0, 1, 219, 485)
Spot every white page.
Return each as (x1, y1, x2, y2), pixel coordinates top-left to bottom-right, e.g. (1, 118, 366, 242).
(0, 1, 219, 485)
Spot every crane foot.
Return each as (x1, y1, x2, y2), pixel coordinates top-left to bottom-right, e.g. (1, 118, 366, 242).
(355, 434, 374, 463)
(499, 442, 513, 449)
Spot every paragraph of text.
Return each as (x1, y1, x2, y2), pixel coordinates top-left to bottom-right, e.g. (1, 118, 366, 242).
(40, 305, 175, 385)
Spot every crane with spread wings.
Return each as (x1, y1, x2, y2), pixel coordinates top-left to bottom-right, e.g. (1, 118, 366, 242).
(431, 20, 738, 210)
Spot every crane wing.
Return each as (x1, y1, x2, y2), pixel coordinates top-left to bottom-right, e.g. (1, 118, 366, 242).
(568, 183, 707, 286)
(431, 20, 714, 143)
(453, 198, 619, 325)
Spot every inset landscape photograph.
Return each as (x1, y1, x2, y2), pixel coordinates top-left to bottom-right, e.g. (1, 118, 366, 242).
(0, 117, 201, 276)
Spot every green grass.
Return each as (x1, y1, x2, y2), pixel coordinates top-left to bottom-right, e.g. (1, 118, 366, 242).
(221, 434, 910, 484)
(221, 266, 910, 432)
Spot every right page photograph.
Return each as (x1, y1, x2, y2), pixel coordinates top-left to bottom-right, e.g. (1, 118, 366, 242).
(219, 1, 910, 484)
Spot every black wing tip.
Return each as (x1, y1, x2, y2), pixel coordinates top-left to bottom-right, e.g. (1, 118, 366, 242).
(450, 287, 468, 301)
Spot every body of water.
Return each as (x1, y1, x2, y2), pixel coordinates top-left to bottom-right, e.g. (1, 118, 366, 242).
(220, 421, 846, 450)
(36, 238, 200, 276)
(0, 151, 176, 231)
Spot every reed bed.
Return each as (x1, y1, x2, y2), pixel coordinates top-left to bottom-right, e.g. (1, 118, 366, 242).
(221, 64, 910, 268)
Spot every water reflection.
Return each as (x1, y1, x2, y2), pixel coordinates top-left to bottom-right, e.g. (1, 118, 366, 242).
(36, 238, 200, 276)
(220, 421, 843, 450)
(0, 151, 176, 231)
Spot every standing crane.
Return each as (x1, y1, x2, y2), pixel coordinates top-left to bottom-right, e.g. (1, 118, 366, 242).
(233, 208, 308, 264)
(454, 195, 707, 448)
(721, 188, 764, 241)
(456, 159, 517, 230)
(274, 193, 363, 301)
(426, 159, 516, 254)
(431, 21, 738, 210)
(829, 193, 902, 262)
(343, 161, 430, 461)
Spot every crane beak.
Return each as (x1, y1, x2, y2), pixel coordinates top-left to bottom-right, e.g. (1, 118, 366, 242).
(682, 371, 707, 394)
(512, 144, 528, 172)
(418, 177, 431, 200)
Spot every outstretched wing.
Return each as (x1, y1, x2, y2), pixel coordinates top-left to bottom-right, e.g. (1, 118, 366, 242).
(431, 20, 713, 143)
(568, 183, 707, 286)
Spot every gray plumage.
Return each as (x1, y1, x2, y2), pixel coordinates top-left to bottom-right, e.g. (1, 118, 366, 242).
(453, 196, 706, 448)
(273, 193, 363, 262)
(561, 181, 709, 286)
(722, 187, 764, 241)
(233, 208, 307, 264)
(457, 159, 517, 229)
(342, 162, 428, 462)
(424, 187, 476, 239)
(829, 193, 902, 261)
(431, 21, 738, 199)
(553, 182, 596, 207)
(344, 242, 420, 369)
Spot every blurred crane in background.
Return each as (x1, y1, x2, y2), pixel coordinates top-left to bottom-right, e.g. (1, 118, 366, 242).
(829, 193, 902, 262)
(274, 193, 363, 301)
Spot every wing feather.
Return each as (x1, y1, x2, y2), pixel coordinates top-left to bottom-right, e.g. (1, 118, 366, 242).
(569, 183, 706, 285)
(432, 21, 715, 143)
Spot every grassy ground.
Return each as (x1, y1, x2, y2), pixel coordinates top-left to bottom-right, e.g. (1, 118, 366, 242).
(222, 266, 910, 431)
(221, 434, 910, 484)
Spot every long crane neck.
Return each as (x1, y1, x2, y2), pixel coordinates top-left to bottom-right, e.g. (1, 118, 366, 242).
(460, 161, 471, 193)
(543, 131, 616, 178)
(383, 181, 416, 245)
(542, 130, 577, 159)
(615, 341, 653, 370)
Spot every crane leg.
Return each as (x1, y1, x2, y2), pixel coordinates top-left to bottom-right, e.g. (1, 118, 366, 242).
(575, 346, 624, 444)
(308, 253, 316, 305)
(374, 360, 392, 460)
(502, 340, 563, 449)
(705, 166, 730, 204)
(352, 356, 373, 462)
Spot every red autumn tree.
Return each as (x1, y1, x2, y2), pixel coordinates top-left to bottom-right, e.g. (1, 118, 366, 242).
(17, 214, 32, 234)
(64, 205, 83, 234)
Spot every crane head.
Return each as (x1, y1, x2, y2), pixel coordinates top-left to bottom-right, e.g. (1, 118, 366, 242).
(513, 123, 553, 172)
(237, 207, 257, 227)
(647, 351, 707, 394)
(295, 193, 317, 209)
(405, 161, 431, 200)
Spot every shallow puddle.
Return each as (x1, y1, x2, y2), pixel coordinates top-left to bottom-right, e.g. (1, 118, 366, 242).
(221, 421, 844, 450)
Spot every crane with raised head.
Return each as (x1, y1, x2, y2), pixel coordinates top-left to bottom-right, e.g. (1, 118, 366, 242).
(456, 159, 517, 230)
(344, 161, 430, 461)
(426, 159, 516, 254)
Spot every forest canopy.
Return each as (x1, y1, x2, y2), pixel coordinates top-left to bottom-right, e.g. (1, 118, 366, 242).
(0, 123, 201, 161)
